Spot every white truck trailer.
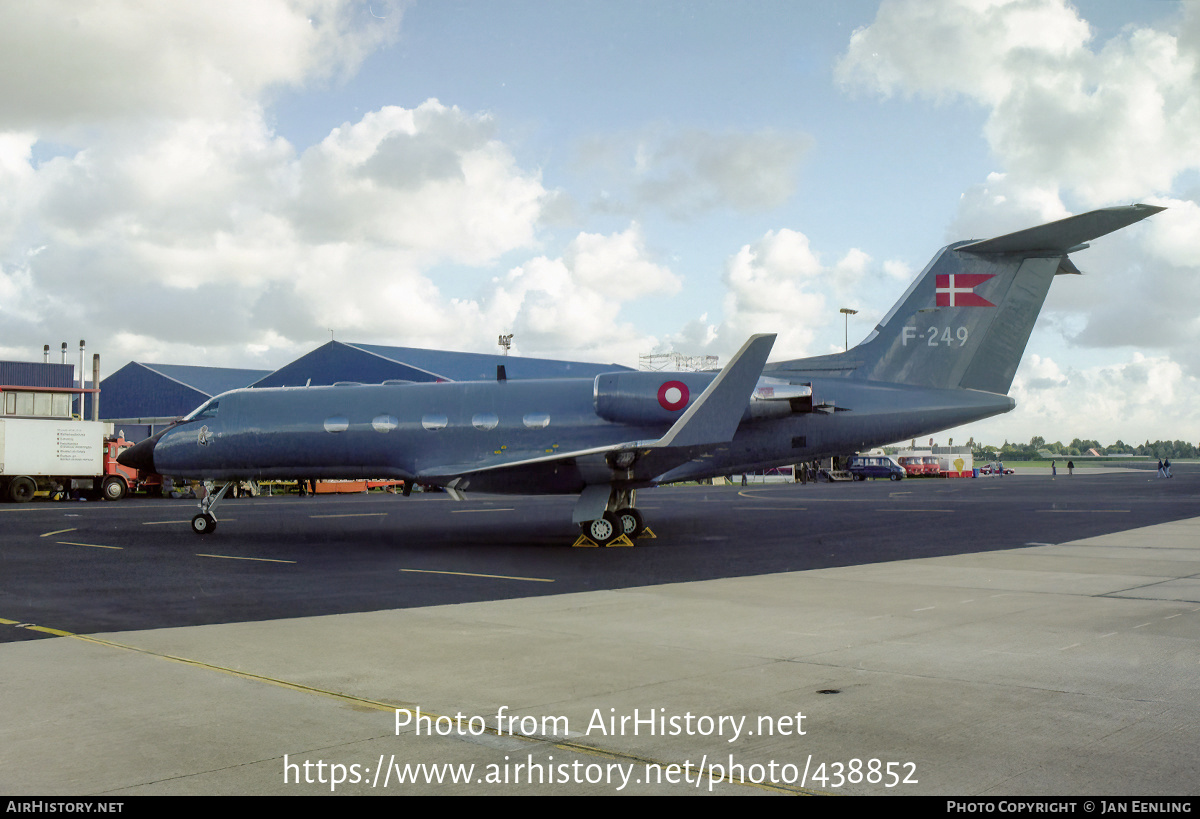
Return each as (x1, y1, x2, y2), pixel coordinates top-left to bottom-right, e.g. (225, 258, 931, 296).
(0, 418, 127, 502)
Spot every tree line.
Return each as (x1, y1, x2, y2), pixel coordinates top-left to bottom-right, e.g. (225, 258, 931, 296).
(972, 437, 1199, 461)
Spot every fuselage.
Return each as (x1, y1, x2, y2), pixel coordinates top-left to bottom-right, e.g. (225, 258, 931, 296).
(130, 373, 1014, 493)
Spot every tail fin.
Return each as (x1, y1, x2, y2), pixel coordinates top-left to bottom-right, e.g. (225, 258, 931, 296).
(767, 204, 1163, 394)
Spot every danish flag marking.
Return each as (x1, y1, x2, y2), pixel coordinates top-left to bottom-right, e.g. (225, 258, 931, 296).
(936, 273, 995, 307)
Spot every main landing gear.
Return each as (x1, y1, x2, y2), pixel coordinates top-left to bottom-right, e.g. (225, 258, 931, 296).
(191, 481, 232, 535)
(574, 487, 655, 547)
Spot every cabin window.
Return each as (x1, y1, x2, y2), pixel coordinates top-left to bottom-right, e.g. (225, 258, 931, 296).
(422, 414, 448, 431)
(324, 416, 349, 433)
(472, 413, 498, 431)
(523, 413, 550, 429)
(372, 414, 398, 433)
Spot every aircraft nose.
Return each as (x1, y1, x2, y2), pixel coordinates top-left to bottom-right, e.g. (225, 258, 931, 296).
(117, 432, 161, 474)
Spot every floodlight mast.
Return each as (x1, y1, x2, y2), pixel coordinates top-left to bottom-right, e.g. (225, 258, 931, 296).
(839, 307, 858, 351)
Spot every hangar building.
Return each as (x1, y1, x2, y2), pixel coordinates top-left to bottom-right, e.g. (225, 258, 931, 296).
(99, 341, 633, 441)
(102, 363, 273, 440)
(251, 341, 630, 387)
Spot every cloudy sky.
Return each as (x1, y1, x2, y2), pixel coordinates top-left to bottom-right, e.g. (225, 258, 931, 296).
(1, 0, 1197, 447)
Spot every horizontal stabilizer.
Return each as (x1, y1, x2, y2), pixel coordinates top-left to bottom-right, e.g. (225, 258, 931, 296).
(959, 204, 1164, 255)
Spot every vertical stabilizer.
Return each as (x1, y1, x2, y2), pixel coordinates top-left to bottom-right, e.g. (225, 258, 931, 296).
(769, 204, 1163, 394)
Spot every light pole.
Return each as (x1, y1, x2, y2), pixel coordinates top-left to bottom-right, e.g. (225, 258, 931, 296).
(839, 308, 858, 351)
(498, 334, 513, 356)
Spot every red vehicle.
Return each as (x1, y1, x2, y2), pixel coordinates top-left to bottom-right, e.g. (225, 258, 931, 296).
(102, 434, 163, 498)
(979, 463, 1015, 476)
(898, 455, 942, 477)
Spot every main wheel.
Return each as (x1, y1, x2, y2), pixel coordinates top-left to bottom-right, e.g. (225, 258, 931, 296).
(191, 513, 217, 535)
(584, 513, 620, 545)
(7, 477, 36, 503)
(890, 473, 902, 481)
(615, 507, 644, 539)
(102, 475, 127, 501)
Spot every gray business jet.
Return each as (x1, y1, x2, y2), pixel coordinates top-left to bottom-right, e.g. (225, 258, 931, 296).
(119, 205, 1162, 541)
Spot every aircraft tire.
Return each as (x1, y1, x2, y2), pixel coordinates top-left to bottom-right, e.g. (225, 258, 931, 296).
(585, 513, 619, 545)
(191, 513, 217, 535)
(615, 507, 644, 539)
(102, 475, 127, 501)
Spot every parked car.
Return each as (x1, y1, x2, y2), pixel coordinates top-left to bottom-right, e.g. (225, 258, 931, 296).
(978, 463, 1015, 475)
(847, 455, 905, 481)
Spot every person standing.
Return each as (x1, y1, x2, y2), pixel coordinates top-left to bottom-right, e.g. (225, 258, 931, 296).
(1051, 460, 1057, 478)
(1164, 458, 1172, 478)
(1067, 460, 1074, 476)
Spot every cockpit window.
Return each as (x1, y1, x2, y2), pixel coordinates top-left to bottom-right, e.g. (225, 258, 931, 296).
(184, 399, 219, 422)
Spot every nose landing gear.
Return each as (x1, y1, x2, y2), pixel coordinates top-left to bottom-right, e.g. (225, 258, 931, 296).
(190, 481, 232, 535)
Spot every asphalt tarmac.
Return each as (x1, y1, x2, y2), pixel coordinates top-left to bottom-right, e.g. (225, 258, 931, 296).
(3, 467, 1198, 796)
(2, 468, 1196, 638)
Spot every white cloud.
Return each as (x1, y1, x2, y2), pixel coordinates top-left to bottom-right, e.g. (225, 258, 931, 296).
(837, 0, 1200, 204)
(969, 350, 1200, 444)
(0, 0, 401, 133)
(482, 225, 681, 362)
(719, 229, 827, 358)
(289, 101, 546, 263)
(837, 0, 1091, 105)
(578, 128, 813, 218)
(836, 0, 1200, 448)
(665, 229, 887, 361)
(1, 93, 555, 362)
(882, 259, 913, 282)
(948, 173, 1069, 241)
(1143, 197, 1200, 269)
(0, 132, 36, 247)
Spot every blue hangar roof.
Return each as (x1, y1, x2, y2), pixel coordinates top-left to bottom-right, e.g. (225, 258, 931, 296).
(101, 343, 633, 422)
(101, 362, 272, 421)
(251, 341, 633, 388)
(0, 360, 76, 389)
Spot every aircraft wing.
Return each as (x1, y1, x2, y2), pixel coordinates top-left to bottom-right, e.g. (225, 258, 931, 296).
(415, 334, 776, 489)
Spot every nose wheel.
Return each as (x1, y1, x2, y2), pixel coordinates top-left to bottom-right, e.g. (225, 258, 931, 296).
(190, 481, 232, 535)
(191, 513, 217, 535)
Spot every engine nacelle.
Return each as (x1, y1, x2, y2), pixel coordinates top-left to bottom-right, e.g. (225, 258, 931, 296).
(593, 372, 714, 426)
(595, 372, 817, 426)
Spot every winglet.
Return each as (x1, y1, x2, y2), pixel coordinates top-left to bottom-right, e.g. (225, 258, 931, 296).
(654, 333, 775, 449)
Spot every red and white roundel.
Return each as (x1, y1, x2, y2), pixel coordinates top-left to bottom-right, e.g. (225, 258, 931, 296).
(657, 380, 689, 411)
